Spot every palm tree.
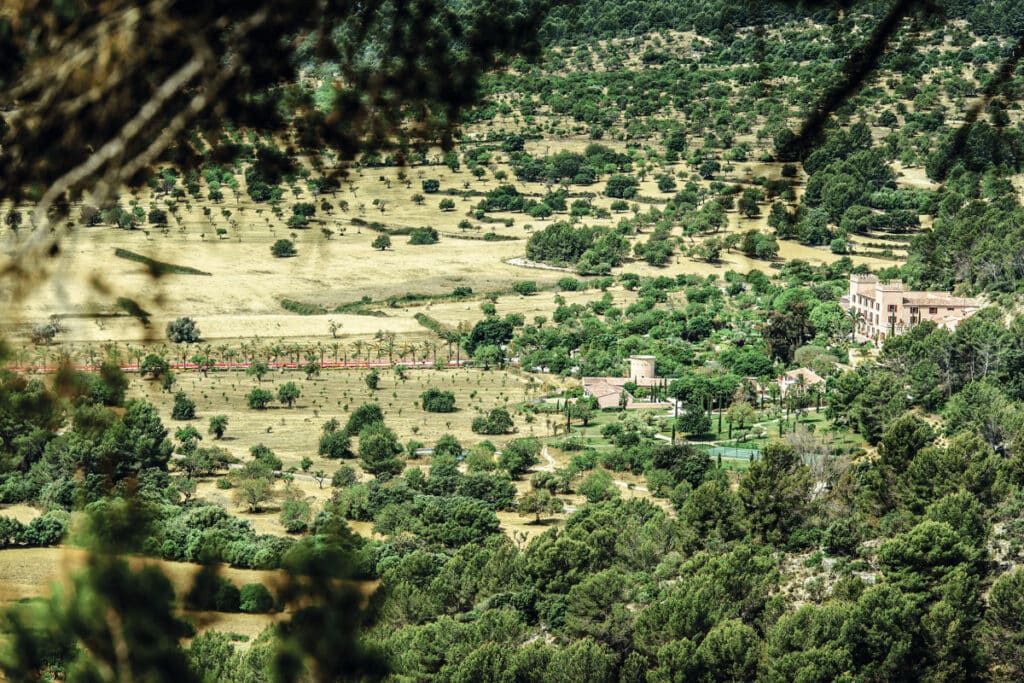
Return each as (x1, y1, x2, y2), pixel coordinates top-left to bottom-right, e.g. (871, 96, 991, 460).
(223, 347, 237, 370)
(104, 341, 122, 366)
(846, 308, 864, 343)
(269, 344, 285, 367)
(352, 340, 365, 365)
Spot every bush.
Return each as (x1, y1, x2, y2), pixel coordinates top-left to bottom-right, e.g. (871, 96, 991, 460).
(512, 280, 538, 296)
(346, 403, 385, 434)
(577, 469, 618, 503)
(187, 573, 240, 612)
(280, 496, 312, 533)
(250, 443, 283, 471)
(277, 382, 301, 407)
(0, 517, 26, 547)
(271, 239, 297, 257)
(422, 179, 440, 193)
(319, 429, 353, 459)
(19, 513, 68, 547)
(408, 227, 439, 245)
(557, 277, 581, 291)
(172, 391, 196, 420)
(421, 388, 457, 413)
(166, 316, 201, 343)
(332, 464, 358, 488)
(141, 353, 170, 378)
(498, 437, 540, 478)
(215, 581, 241, 612)
(246, 388, 274, 410)
(605, 174, 639, 199)
(472, 407, 515, 435)
(239, 583, 275, 613)
(433, 434, 463, 458)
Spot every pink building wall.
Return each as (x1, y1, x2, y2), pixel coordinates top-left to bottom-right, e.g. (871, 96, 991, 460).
(842, 275, 982, 341)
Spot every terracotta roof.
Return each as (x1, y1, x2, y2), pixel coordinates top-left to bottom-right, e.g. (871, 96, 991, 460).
(781, 367, 825, 385)
(901, 294, 982, 308)
(595, 392, 624, 409)
(584, 381, 621, 399)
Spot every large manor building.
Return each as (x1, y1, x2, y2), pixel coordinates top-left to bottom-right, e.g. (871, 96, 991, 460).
(840, 274, 983, 341)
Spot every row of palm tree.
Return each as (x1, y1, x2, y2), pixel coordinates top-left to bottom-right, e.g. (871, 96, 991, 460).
(12, 334, 468, 372)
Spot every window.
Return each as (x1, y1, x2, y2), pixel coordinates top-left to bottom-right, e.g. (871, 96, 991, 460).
(929, 307, 938, 314)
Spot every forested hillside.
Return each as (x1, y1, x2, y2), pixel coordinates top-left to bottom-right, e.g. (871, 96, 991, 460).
(4, 0, 1024, 681)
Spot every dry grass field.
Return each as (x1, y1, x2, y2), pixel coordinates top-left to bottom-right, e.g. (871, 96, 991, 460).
(2, 139, 894, 352)
(0, 547, 287, 640)
(134, 367, 542, 466)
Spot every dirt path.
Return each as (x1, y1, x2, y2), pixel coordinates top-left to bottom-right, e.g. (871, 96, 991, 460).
(505, 257, 575, 273)
(537, 445, 557, 472)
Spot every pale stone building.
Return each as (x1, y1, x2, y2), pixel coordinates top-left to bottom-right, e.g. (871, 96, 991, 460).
(840, 274, 983, 342)
(582, 355, 669, 409)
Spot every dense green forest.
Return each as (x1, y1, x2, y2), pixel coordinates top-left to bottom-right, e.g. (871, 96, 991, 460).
(6, 0, 1024, 680)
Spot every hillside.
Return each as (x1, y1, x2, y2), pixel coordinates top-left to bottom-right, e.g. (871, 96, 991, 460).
(3, 2, 1024, 681)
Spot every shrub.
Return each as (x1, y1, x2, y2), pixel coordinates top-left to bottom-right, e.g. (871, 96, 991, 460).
(280, 496, 312, 533)
(498, 437, 540, 478)
(472, 407, 515, 435)
(557, 277, 580, 291)
(141, 353, 170, 378)
(166, 316, 201, 343)
(271, 239, 297, 257)
(319, 429, 353, 459)
(172, 391, 196, 420)
(422, 179, 440, 193)
(246, 388, 274, 410)
(421, 388, 457, 413)
(0, 517, 26, 547)
(434, 434, 463, 458)
(250, 443, 283, 471)
(346, 403, 385, 434)
(512, 280, 538, 296)
(408, 227, 439, 245)
(215, 581, 241, 612)
(332, 464, 358, 488)
(605, 174, 639, 198)
(239, 583, 275, 613)
(578, 469, 619, 503)
(277, 382, 301, 407)
(187, 574, 240, 612)
(16, 513, 67, 547)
